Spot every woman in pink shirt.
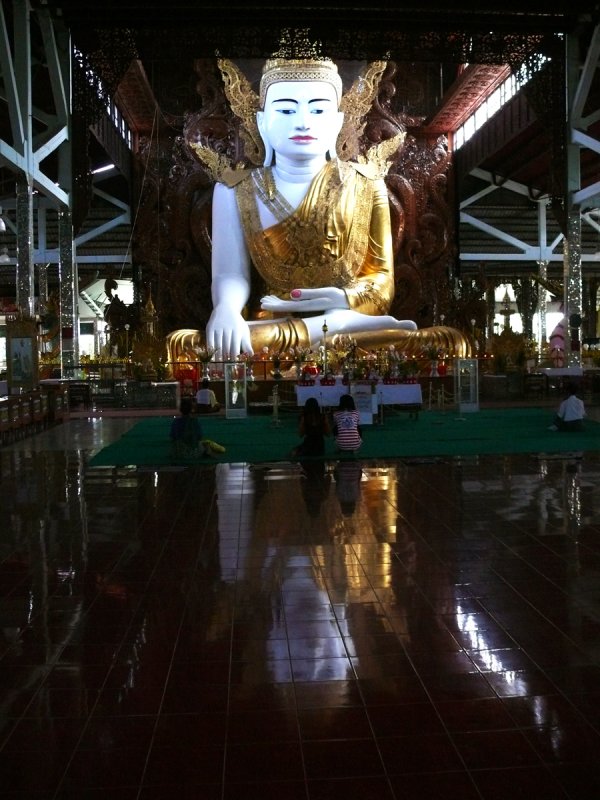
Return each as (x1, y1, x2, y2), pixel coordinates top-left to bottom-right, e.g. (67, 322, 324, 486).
(332, 394, 363, 453)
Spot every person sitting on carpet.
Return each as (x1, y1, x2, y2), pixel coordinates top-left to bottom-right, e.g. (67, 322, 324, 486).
(170, 397, 212, 458)
(291, 397, 330, 458)
(548, 382, 586, 432)
(332, 393, 362, 453)
(195, 378, 221, 414)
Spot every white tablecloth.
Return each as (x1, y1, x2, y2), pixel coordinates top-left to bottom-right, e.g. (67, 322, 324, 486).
(295, 382, 422, 408)
(295, 383, 347, 407)
(375, 384, 422, 406)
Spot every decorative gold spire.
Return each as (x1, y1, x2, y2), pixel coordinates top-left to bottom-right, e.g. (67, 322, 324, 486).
(144, 289, 156, 316)
(257, 27, 343, 108)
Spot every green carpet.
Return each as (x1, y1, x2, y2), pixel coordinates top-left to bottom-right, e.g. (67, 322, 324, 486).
(87, 407, 600, 467)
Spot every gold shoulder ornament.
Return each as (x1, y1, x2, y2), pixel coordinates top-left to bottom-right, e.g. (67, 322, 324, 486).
(217, 58, 264, 167)
(337, 60, 388, 162)
(186, 58, 264, 180)
(188, 142, 250, 187)
(354, 132, 407, 179)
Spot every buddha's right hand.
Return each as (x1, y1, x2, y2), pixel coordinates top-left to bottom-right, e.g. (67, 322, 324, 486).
(206, 307, 253, 358)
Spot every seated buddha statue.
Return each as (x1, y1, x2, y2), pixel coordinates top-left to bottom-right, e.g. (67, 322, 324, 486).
(166, 55, 470, 362)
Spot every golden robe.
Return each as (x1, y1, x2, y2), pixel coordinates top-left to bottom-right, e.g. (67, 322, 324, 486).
(234, 160, 394, 319)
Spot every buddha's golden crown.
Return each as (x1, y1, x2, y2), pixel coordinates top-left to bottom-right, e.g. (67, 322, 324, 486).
(259, 57, 343, 108)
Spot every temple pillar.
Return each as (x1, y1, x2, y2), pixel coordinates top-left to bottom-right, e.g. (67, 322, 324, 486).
(582, 276, 598, 340)
(485, 282, 496, 353)
(15, 178, 35, 318)
(537, 260, 548, 352)
(564, 212, 583, 366)
(59, 209, 79, 370)
(564, 34, 583, 367)
(38, 261, 48, 310)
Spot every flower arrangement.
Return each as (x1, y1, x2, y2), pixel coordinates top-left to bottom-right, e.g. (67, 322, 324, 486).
(289, 345, 313, 362)
(194, 345, 216, 363)
(76, 354, 128, 365)
(259, 346, 286, 377)
(423, 345, 445, 361)
(330, 334, 355, 359)
(40, 352, 61, 366)
(387, 345, 402, 362)
(289, 345, 314, 381)
(329, 334, 358, 375)
(233, 351, 255, 382)
(401, 360, 418, 382)
(382, 345, 404, 382)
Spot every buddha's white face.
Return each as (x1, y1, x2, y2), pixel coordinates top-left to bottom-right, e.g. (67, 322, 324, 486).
(257, 80, 344, 162)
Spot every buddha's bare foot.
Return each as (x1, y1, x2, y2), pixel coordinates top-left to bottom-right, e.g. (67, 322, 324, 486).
(332, 326, 472, 357)
(399, 326, 472, 358)
(386, 317, 418, 331)
(166, 329, 203, 364)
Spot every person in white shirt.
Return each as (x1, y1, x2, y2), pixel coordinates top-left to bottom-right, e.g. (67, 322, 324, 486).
(195, 378, 221, 414)
(549, 383, 585, 431)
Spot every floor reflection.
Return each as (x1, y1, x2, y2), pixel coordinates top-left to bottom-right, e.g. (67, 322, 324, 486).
(0, 418, 600, 798)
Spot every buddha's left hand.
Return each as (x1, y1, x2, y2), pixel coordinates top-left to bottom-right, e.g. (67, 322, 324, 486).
(261, 287, 349, 313)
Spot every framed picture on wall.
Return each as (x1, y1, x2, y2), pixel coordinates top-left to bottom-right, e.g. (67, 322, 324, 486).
(6, 317, 38, 394)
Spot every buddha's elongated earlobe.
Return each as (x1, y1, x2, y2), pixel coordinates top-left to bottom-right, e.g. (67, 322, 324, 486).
(256, 110, 274, 167)
(326, 111, 344, 161)
(263, 142, 274, 167)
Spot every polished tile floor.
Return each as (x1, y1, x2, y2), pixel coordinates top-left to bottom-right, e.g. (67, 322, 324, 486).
(1, 415, 600, 798)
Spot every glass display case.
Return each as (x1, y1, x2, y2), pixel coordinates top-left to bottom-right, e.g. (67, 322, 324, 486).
(224, 362, 247, 419)
(454, 358, 479, 412)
